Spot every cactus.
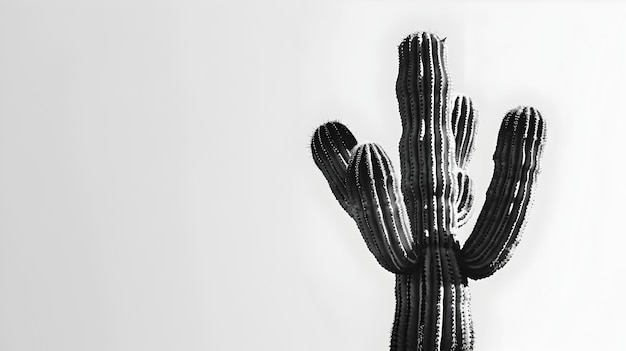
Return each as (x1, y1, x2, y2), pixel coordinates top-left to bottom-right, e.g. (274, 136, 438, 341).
(310, 32, 546, 350)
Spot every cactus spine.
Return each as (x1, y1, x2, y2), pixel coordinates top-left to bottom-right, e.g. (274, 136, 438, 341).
(311, 32, 546, 350)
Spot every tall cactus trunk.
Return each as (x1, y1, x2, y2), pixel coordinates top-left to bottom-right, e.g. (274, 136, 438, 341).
(391, 245, 473, 351)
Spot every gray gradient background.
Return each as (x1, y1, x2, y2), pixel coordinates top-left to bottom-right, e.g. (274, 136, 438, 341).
(1, 1, 624, 350)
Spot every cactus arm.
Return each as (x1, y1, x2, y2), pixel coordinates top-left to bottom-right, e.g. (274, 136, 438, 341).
(460, 107, 546, 279)
(450, 95, 478, 228)
(346, 143, 418, 274)
(311, 121, 358, 215)
(451, 95, 477, 169)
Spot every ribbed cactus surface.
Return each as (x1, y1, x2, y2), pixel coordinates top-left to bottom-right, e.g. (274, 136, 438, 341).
(311, 32, 546, 350)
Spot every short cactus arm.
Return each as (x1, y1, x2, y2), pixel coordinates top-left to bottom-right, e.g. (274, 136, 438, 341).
(451, 95, 477, 169)
(346, 143, 418, 274)
(451, 95, 477, 228)
(311, 122, 358, 215)
(460, 107, 546, 279)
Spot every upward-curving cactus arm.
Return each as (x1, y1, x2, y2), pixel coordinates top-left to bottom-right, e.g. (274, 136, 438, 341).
(451, 96, 477, 228)
(346, 143, 417, 273)
(312, 122, 418, 274)
(451, 95, 477, 169)
(311, 122, 358, 215)
(460, 107, 546, 280)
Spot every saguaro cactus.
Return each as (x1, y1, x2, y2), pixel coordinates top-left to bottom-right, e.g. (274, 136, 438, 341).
(311, 32, 546, 350)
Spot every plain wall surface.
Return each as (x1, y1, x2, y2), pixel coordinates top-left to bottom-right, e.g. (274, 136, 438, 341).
(1, 1, 624, 350)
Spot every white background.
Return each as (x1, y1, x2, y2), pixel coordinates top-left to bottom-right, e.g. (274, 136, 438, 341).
(1, 1, 624, 350)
